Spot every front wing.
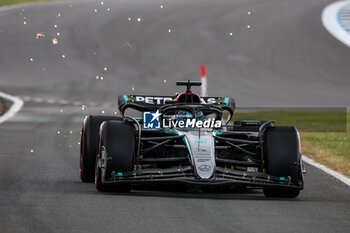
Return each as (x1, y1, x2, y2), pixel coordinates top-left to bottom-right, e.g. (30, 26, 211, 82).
(102, 165, 303, 190)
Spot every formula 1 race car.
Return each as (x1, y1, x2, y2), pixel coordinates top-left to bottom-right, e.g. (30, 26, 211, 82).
(79, 81, 304, 198)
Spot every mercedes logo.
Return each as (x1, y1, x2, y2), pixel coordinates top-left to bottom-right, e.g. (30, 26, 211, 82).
(199, 165, 211, 171)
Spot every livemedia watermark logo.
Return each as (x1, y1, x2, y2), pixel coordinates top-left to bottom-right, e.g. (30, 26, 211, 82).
(143, 110, 222, 129)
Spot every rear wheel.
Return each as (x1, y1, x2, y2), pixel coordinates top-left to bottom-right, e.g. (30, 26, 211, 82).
(80, 115, 122, 182)
(263, 126, 302, 198)
(95, 120, 135, 192)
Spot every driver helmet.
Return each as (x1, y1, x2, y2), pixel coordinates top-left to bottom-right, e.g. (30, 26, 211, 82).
(177, 110, 204, 122)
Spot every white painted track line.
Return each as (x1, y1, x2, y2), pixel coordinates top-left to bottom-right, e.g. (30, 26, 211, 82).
(303, 156, 350, 186)
(0, 92, 24, 124)
(322, 1, 350, 47)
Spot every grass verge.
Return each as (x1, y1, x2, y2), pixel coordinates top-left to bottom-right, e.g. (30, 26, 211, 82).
(234, 111, 350, 177)
(300, 114, 350, 177)
(0, 0, 55, 7)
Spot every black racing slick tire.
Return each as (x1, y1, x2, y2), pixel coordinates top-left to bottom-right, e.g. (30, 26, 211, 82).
(263, 126, 302, 198)
(80, 115, 122, 182)
(95, 120, 135, 192)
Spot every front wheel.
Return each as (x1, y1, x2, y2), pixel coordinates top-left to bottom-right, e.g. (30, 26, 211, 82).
(80, 115, 122, 182)
(95, 120, 135, 192)
(263, 126, 302, 198)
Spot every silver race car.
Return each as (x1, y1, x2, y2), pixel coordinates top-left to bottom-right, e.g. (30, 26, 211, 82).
(80, 81, 304, 198)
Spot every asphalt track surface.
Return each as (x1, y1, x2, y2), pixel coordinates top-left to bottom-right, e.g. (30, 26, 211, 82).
(0, 0, 349, 232)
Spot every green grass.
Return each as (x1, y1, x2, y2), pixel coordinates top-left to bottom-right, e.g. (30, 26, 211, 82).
(233, 110, 350, 177)
(234, 110, 346, 132)
(300, 113, 350, 177)
(0, 0, 55, 7)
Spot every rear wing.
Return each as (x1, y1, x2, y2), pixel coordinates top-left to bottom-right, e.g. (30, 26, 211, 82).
(118, 95, 235, 112)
